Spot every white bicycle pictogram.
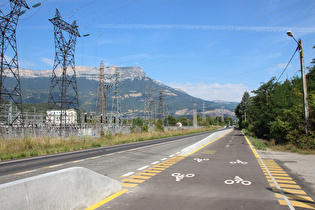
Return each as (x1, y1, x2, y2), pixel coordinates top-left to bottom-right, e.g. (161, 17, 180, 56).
(224, 176, 251, 185)
(194, 158, 209, 162)
(172, 173, 195, 181)
(230, 160, 247, 164)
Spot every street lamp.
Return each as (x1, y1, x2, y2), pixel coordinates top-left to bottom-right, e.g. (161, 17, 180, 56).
(287, 31, 309, 134)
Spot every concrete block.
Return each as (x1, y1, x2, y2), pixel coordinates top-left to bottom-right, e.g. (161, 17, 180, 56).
(181, 129, 232, 155)
(0, 167, 122, 210)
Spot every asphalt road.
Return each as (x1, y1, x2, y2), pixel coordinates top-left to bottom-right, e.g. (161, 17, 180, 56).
(95, 129, 315, 210)
(0, 129, 221, 184)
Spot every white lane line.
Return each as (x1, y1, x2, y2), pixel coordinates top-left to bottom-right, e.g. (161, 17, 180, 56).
(176, 152, 180, 154)
(15, 169, 37, 175)
(122, 172, 135, 177)
(161, 158, 167, 161)
(137, 166, 149, 170)
(151, 161, 160, 165)
(169, 154, 176, 157)
(90, 156, 101, 159)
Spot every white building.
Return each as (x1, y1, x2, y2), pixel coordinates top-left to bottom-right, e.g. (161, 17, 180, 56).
(46, 109, 77, 126)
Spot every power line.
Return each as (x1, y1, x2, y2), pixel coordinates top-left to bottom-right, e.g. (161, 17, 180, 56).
(109, 1, 309, 68)
(277, 47, 299, 83)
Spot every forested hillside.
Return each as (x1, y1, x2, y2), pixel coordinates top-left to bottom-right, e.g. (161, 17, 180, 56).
(235, 47, 315, 150)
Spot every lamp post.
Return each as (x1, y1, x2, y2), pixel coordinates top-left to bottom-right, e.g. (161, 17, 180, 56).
(287, 31, 309, 134)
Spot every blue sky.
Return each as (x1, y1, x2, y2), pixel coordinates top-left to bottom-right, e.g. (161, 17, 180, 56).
(2, 0, 315, 102)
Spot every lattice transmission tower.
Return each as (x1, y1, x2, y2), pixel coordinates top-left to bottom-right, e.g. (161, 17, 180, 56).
(149, 87, 156, 123)
(158, 89, 164, 120)
(144, 82, 149, 121)
(111, 68, 121, 126)
(47, 9, 80, 128)
(95, 61, 111, 129)
(0, 0, 29, 125)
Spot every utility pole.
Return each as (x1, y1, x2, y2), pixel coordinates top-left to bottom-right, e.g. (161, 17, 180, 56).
(298, 39, 309, 134)
(0, 0, 29, 126)
(287, 31, 309, 134)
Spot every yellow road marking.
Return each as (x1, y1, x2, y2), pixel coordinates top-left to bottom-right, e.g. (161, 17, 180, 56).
(189, 130, 233, 155)
(267, 179, 297, 184)
(272, 187, 307, 195)
(279, 200, 315, 209)
(137, 172, 156, 176)
(121, 178, 145, 183)
(265, 173, 289, 177)
(130, 175, 151, 180)
(148, 167, 166, 171)
(269, 183, 301, 189)
(157, 163, 173, 166)
(273, 176, 293, 180)
(153, 165, 169, 168)
(275, 193, 314, 202)
(243, 131, 315, 209)
(85, 189, 128, 210)
(122, 183, 138, 188)
(143, 169, 161, 173)
(201, 150, 216, 154)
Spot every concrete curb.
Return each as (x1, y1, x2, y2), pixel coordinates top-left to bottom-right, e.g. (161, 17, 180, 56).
(0, 167, 122, 210)
(180, 129, 233, 155)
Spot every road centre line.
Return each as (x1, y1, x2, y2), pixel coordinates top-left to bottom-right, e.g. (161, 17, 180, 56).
(14, 169, 37, 175)
(121, 172, 135, 177)
(45, 164, 63, 169)
(137, 166, 149, 170)
(69, 159, 85, 163)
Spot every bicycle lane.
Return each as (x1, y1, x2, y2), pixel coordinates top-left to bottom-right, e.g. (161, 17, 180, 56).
(93, 129, 289, 210)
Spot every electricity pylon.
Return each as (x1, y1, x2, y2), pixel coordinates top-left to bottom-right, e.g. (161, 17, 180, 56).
(0, 0, 29, 126)
(95, 61, 111, 130)
(111, 68, 121, 126)
(48, 9, 80, 129)
(158, 89, 163, 120)
(144, 82, 149, 121)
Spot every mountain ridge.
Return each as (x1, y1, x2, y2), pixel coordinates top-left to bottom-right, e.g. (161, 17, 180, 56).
(14, 66, 237, 118)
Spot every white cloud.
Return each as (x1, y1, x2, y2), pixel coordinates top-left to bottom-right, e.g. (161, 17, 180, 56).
(98, 24, 315, 34)
(40, 57, 54, 66)
(168, 82, 249, 102)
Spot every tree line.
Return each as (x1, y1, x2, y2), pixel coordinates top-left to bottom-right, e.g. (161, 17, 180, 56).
(235, 46, 315, 150)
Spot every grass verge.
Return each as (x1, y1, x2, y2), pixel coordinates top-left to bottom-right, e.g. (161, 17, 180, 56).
(242, 129, 315, 154)
(0, 126, 221, 161)
(242, 129, 268, 150)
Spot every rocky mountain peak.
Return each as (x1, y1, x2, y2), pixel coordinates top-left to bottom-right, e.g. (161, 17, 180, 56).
(18, 66, 147, 81)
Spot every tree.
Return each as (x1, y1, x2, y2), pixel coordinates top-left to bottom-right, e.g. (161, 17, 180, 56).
(167, 115, 177, 126)
(235, 91, 251, 129)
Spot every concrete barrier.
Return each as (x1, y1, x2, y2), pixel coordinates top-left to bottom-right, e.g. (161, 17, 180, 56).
(0, 167, 122, 210)
(181, 129, 233, 155)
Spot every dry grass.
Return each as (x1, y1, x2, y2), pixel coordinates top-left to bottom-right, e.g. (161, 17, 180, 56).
(242, 129, 315, 155)
(0, 126, 220, 161)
